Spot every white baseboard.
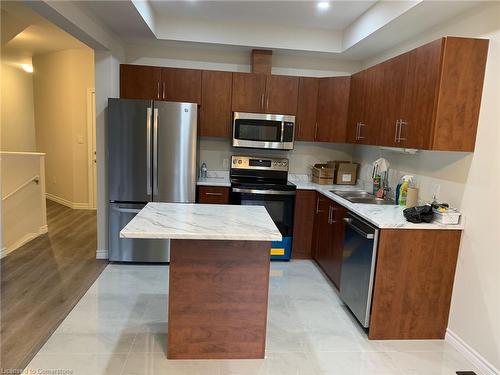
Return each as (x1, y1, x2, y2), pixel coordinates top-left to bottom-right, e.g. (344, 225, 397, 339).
(46, 193, 95, 210)
(96, 249, 108, 260)
(446, 328, 499, 375)
(0, 227, 46, 259)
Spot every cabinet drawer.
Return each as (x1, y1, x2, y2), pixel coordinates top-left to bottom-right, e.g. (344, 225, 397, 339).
(197, 186, 229, 204)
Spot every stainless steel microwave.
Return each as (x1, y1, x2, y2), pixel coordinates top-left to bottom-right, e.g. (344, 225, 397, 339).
(232, 112, 295, 150)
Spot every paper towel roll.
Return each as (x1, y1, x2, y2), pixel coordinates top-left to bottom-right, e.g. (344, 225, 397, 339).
(406, 187, 419, 208)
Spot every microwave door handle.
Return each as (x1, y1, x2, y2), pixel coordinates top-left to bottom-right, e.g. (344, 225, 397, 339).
(280, 122, 284, 142)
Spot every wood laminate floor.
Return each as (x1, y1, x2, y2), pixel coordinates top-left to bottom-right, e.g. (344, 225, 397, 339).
(1, 200, 108, 371)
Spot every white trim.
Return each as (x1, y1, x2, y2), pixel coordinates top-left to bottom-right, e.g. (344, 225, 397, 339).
(0, 151, 46, 156)
(96, 249, 108, 260)
(446, 328, 500, 375)
(86, 87, 97, 209)
(46, 193, 95, 210)
(0, 225, 47, 259)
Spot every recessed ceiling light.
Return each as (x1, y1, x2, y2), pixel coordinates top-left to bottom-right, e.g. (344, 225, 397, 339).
(21, 64, 33, 73)
(317, 1, 330, 10)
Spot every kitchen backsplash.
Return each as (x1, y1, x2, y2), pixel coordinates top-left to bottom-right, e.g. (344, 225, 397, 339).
(198, 137, 354, 175)
(353, 145, 472, 208)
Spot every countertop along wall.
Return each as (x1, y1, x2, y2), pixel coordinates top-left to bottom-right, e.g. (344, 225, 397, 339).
(353, 3, 500, 373)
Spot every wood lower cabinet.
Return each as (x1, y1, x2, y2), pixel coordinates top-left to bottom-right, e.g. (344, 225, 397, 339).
(120, 64, 162, 100)
(369, 229, 462, 339)
(312, 193, 347, 289)
(197, 186, 229, 204)
(316, 77, 351, 143)
(295, 77, 319, 141)
(199, 70, 233, 137)
(291, 190, 316, 259)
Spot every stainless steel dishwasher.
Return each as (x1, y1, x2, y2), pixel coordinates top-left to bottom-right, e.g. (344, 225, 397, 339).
(339, 211, 379, 328)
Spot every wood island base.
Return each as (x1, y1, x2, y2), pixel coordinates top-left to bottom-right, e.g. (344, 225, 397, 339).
(167, 239, 271, 359)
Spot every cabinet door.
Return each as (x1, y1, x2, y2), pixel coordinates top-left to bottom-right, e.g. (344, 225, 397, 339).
(401, 39, 442, 149)
(316, 77, 351, 143)
(296, 77, 319, 141)
(162, 68, 202, 103)
(199, 70, 233, 137)
(346, 70, 367, 143)
(197, 186, 229, 204)
(231, 72, 267, 113)
(330, 202, 347, 289)
(312, 194, 330, 262)
(362, 64, 385, 145)
(378, 53, 410, 147)
(120, 64, 161, 100)
(265, 75, 299, 115)
(291, 190, 317, 259)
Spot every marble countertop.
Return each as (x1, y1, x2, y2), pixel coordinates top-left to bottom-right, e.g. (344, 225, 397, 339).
(195, 172, 464, 230)
(288, 175, 464, 230)
(120, 202, 282, 241)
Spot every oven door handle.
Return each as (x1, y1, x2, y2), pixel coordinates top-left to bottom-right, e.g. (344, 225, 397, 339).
(232, 187, 296, 196)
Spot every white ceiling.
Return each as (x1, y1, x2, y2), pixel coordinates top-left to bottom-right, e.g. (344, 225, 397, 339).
(149, 1, 377, 31)
(1, 2, 89, 65)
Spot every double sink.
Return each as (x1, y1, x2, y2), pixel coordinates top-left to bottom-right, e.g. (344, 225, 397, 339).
(331, 190, 396, 205)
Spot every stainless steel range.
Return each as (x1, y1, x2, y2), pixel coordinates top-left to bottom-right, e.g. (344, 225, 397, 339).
(229, 155, 296, 260)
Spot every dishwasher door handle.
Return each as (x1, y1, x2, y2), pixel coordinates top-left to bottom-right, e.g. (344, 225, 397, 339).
(343, 217, 374, 239)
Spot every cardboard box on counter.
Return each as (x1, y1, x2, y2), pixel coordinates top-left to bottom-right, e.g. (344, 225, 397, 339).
(311, 163, 335, 185)
(332, 161, 359, 185)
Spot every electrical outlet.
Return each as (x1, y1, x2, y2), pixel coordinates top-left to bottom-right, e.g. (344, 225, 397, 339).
(222, 158, 229, 169)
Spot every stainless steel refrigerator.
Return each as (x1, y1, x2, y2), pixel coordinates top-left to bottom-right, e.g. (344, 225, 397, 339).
(107, 98, 197, 262)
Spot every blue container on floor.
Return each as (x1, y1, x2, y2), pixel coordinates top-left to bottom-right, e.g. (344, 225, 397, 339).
(270, 236, 292, 260)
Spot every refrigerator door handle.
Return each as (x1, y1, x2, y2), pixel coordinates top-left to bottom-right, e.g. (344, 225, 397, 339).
(153, 107, 159, 197)
(146, 107, 152, 195)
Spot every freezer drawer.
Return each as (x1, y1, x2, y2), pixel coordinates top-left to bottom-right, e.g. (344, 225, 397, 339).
(109, 203, 170, 262)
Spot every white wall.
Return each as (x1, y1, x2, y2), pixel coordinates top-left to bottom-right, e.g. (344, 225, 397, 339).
(199, 137, 353, 175)
(33, 48, 94, 208)
(0, 62, 36, 152)
(353, 3, 500, 372)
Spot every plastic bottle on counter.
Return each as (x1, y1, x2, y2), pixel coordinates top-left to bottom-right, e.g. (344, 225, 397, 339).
(398, 175, 414, 206)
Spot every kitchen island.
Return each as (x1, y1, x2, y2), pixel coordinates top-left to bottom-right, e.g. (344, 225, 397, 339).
(120, 202, 281, 359)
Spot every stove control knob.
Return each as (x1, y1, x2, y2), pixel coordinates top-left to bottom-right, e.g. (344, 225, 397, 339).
(232, 159, 237, 164)
(237, 160, 242, 164)
(283, 161, 287, 166)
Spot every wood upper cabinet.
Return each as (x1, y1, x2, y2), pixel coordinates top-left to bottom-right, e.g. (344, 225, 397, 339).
(265, 75, 299, 115)
(231, 72, 267, 113)
(377, 37, 488, 151)
(295, 77, 319, 141)
(291, 190, 316, 259)
(120, 64, 162, 100)
(120, 65, 201, 103)
(347, 65, 384, 145)
(231, 73, 299, 115)
(199, 70, 233, 137)
(316, 76, 351, 143)
(162, 68, 202, 103)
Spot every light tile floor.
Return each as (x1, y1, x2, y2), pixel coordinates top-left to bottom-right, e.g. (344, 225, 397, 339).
(27, 260, 479, 375)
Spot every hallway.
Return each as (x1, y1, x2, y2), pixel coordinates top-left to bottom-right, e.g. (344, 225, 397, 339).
(1, 200, 107, 371)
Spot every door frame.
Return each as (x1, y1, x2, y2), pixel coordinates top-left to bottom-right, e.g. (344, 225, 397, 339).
(86, 87, 97, 209)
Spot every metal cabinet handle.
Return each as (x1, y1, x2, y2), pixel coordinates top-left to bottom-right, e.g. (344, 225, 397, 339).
(266, 96, 269, 111)
(394, 119, 400, 143)
(314, 121, 318, 141)
(398, 120, 407, 141)
(162, 82, 166, 100)
(157, 82, 160, 99)
(355, 122, 360, 140)
(260, 94, 265, 111)
(358, 122, 365, 140)
(146, 107, 152, 195)
(328, 206, 333, 224)
(205, 192, 223, 196)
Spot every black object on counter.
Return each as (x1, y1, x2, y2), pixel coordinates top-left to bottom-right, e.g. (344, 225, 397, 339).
(403, 205, 434, 223)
